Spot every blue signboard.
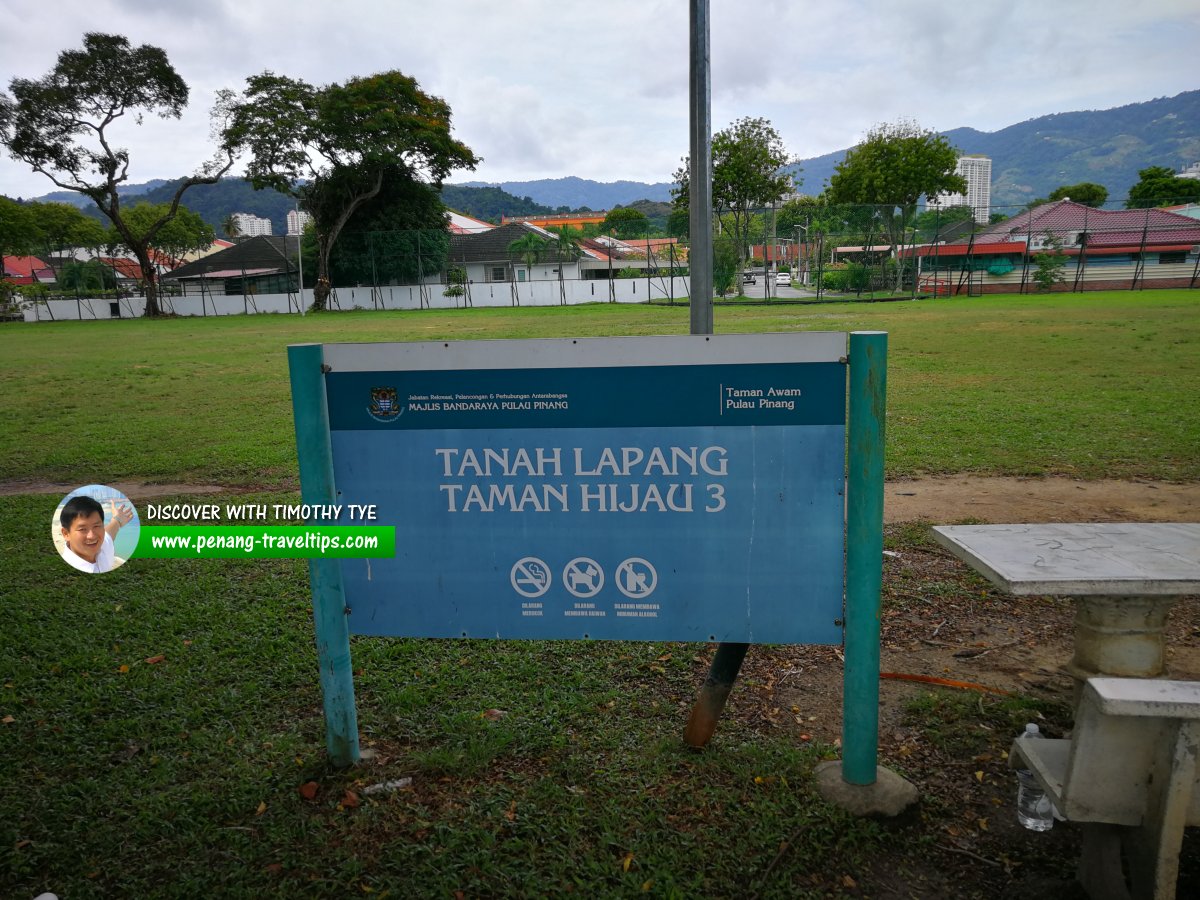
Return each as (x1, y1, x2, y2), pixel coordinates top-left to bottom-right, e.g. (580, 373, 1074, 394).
(321, 334, 848, 644)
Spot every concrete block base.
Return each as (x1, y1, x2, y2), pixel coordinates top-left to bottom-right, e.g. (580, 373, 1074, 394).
(815, 761, 920, 818)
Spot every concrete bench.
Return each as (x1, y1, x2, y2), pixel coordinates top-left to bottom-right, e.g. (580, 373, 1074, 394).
(1009, 677, 1200, 900)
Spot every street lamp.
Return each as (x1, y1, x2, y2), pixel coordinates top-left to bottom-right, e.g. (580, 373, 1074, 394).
(795, 224, 810, 285)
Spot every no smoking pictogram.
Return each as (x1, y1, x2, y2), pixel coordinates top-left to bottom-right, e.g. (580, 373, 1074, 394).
(511, 557, 551, 598)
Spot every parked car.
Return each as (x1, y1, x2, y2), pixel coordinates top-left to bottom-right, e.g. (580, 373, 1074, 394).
(742, 271, 756, 284)
(775, 271, 791, 286)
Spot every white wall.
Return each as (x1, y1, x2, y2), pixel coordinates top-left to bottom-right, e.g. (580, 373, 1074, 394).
(21, 276, 692, 321)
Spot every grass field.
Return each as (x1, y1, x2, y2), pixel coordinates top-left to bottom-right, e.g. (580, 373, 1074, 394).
(1, 289, 1197, 485)
(1, 290, 1197, 898)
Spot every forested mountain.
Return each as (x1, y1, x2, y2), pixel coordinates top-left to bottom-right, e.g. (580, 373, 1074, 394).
(439, 184, 551, 223)
(17, 179, 169, 208)
(450, 176, 675, 211)
(788, 90, 1200, 208)
(19, 90, 1199, 225)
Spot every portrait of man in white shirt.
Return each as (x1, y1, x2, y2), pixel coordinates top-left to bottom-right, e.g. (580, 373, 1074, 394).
(57, 494, 134, 574)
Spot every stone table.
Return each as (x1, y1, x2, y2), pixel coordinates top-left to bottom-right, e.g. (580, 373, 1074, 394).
(930, 523, 1200, 685)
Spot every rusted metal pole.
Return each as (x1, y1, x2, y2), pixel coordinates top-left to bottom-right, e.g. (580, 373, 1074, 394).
(684, 642, 749, 747)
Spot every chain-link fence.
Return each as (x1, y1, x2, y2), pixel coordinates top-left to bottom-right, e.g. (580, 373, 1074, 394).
(747, 199, 1200, 300)
(14, 197, 1200, 321)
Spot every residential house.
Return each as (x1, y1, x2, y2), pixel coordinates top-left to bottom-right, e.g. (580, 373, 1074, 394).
(1, 255, 54, 286)
(446, 222, 585, 286)
(161, 235, 299, 296)
(903, 200, 1200, 293)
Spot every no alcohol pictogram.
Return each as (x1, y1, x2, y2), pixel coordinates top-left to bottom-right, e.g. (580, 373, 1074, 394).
(616, 558, 657, 598)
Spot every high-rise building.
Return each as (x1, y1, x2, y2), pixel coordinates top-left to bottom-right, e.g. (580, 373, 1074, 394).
(928, 155, 992, 224)
(286, 209, 313, 235)
(230, 212, 272, 237)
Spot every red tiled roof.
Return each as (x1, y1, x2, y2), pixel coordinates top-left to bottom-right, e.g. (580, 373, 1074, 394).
(967, 200, 1200, 247)
(96, 257, 144, 279)
(905, 242, 1026, 258)
(1062, 244, 1197, 256)
(1, 255, 52, 283)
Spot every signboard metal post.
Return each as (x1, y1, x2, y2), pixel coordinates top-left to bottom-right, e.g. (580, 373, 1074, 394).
(843, 331, 888, 785)
(288, 343, 360, 767)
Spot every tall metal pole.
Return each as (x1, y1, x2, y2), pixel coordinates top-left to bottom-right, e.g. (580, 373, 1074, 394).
(295, 205, 306, 316)
(688, 0, 713, 335)
(682, 0, 750, 749)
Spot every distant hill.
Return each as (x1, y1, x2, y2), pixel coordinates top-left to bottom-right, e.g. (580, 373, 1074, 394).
(449, 176, 674, 211)
(788, 90, 1200, 208)
(439, 184, 552, 223)
(137, 178, 297, 234)
(23, 179, 170, 208)
(21, 91, 1199, 226)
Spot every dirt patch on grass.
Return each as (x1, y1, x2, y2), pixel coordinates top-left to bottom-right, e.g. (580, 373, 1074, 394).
(5, 474, 1198, 524)
(885, 475, 1200, 525)
(0, 479, 232, 498)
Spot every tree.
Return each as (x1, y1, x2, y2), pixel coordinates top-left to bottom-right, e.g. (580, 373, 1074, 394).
(508, 231, 546, 274)
(0, 33, 234, 316)
(221, 70, 479, 310)
(601, 207, 649, 239)
(1032, 231, 1066, 292)
(827, 120, 966, 289)
(324, 167, 451, 290)
(666, 206, 689, 239)
(59, 258, 116, 293)
(549, 225, 582, 304)
(0, 196, 42, 264)
(1125, 166, 1200, 208)
(912, 204, 975, 241)
(712, 233, 738, 298)
(1048, 182, 1108, 208)
(222, 214, 242, 240)
(115, 202, 213, 270)
(673, 117, 795, 294)
(26, 201, 106, 280)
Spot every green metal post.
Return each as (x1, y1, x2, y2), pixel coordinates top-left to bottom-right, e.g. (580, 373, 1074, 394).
(288, 343, 360, 767)
(843, 331, 887, 785)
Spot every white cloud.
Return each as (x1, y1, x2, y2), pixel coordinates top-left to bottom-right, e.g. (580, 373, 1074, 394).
(1, 0, 1197, 199)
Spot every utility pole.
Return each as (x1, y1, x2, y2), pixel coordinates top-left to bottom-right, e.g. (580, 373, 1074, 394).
(687, 0, 713, 335)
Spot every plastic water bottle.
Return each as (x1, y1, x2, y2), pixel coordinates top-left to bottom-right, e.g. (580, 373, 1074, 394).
(1015, 723, 1054, 831)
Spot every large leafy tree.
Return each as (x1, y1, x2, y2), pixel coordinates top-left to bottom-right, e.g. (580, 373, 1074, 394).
(115, 202, 214, 270)
(27, 201, 107, 277)
(827, 120, 965, 286)
(1125, 166, 1200, 208)
(673, 117, 795, 294)
(0, 33, 234, 316)
(221, 70, 478, 310)
(324, 167, 451, 288)
(1048, 182, 1109, 208)
(601, 207, 649, 239)
(1, 197, 43, 266)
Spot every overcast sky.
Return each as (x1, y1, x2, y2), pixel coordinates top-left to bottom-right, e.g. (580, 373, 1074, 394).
(1, 0, 1197, 200)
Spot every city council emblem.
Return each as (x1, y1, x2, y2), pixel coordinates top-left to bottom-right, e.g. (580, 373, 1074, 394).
(368, 387, 402, 422)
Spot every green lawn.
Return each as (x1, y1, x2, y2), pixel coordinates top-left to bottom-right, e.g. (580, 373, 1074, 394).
(2, 290, 1198, 898)
(2, 289, 1197, 486)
